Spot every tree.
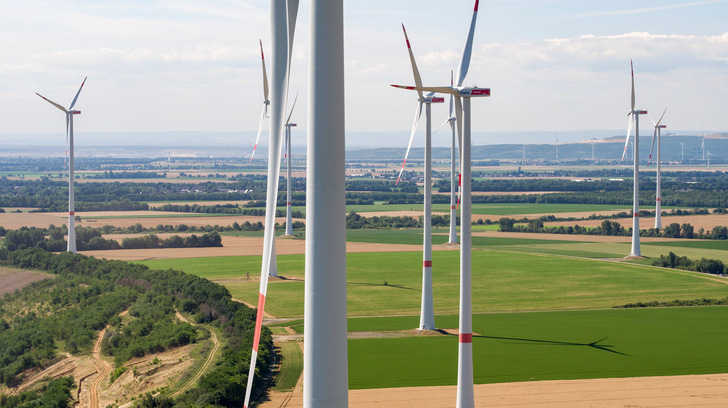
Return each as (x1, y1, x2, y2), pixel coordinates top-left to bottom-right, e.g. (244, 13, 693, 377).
(681, 223, 695, 239)
(663, 223, 682, 238)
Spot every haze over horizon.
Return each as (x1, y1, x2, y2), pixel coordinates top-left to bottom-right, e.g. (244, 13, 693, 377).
(2, 0, 727, 151)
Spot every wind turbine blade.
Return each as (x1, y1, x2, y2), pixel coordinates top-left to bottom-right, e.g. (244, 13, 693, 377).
(401, 24, 423, 99)
(396, 101, 424, 186)
(656, 107, 667, 126)
(630, 60, 635, 112)
(68, 76, 87, 110)
(260, 40, 270, 102)
(287, 0, 300, 63)
(432, 117, 451, 136)
(390, 85, 458, 95)
(286, 92, 298, 124)
(455, 0, 480, 87)
(621, 116, 633, 161)
(649, 126, 657, 161)
(36, 93, 67, 113)
(250, 104, 268, 163)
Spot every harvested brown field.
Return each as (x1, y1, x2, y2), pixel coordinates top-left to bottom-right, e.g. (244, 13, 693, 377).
(259, 373, 728, 408)
(469, 230, 690, 243)
(79, 235, 457, 261)
(545, 213, 728, 231)
(146, 200, 251, 208)
(0, 267, 54, 296)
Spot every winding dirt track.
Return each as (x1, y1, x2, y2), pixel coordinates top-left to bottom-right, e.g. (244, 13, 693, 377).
(88, 327, 111, 408)
(171, 310, 220, 397)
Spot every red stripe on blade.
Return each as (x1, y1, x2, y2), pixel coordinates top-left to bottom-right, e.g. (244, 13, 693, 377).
(252, 292, 266, 352)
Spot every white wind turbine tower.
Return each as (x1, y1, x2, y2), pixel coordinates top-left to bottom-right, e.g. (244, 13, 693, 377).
(244, 0, 299, 407)
(394, 1, 490, 405)
(707, 151, 713, 168)
(284, 94, 298, 236)
(393, 24, 445, 331)
(36, 77, 87, 254)
(621, 60, 647, 257)
(432, 70, 460, 244)
(648, 109, 667, 229)
(554, 134, 559, 159)
(304, 0, 348, 406)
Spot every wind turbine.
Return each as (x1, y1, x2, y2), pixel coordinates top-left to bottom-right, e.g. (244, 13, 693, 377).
(701, 135, 706, 160)
(394, 1, 490, 405)
(284, 94, 298, 236)
(36, 77, 87, 254)
(244, 1, 299, 407)
(393, 24, 445, 331)
(621, 60, 647, 257)
(554, 134, 559, 159)
(648, 109, 667, 229)
(680, 142, 685, 162)
(250, 40, 270, 163)
(707, 150, 713, 168)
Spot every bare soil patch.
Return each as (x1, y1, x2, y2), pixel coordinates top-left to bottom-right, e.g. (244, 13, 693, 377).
(260, 374, 728, 408)
(0, 267, 55, 296)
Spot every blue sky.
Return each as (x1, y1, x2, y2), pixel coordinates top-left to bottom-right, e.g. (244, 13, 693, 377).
(1, 0, 726, 148)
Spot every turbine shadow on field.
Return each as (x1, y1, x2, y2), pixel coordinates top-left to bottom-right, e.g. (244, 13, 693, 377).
(477, 334, 629, 356)
(347, 281, 418, 291)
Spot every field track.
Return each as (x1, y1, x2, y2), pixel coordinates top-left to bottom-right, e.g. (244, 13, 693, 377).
(171, 310, 220, 397)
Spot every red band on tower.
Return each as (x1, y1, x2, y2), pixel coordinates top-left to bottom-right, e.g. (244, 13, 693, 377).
(423, 260, 432, 267)
(460, 333, 473, 343)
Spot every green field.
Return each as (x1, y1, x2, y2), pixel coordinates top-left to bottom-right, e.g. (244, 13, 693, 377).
(138, 250, 728, 318)
(135, 226, 728, 390)
(348, 307, 728, 388)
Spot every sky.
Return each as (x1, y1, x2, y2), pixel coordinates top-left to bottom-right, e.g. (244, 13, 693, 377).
(1, 0, 727, 149)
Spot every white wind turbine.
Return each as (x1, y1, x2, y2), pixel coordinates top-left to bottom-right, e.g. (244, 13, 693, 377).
(648, 109, 667, 229)
(393, 1, 490, 406)
(244, 1, 299, 407)
(621, 60, 647, 257)
(394, 24, 445, 331)
(36, 77, 87, 254)
(284, 94, 298, 236)
(250, 40, 270, 163)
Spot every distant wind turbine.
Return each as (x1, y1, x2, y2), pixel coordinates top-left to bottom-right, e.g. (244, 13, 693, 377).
(250, 40, 270, 163)
(707, 150, 713, 168)
(36, 77, 87, 254)
(244, 1, 299, 407)
(622, 60, 647, 257)
(393, 24, 445, 331)
(554, 134, 559, 159)
(284, 94, 298, 236)
(648, 109, 667, 229)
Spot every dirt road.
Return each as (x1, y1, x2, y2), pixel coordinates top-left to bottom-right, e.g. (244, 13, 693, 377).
(88, 327, 111, 408)
(172, 310, 220, 397)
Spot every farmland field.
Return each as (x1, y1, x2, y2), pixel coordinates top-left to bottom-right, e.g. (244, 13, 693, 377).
(138, 250, 728, 318)
(348, 307, 728, 389)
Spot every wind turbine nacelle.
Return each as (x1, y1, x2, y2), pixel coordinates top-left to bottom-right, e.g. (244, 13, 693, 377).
(658, 125, 667, 129)
(287, 123, 298, 127)
(426, 97, 445, 103)
(459, 88, 490, 97)
(70, 110, 81, 114)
